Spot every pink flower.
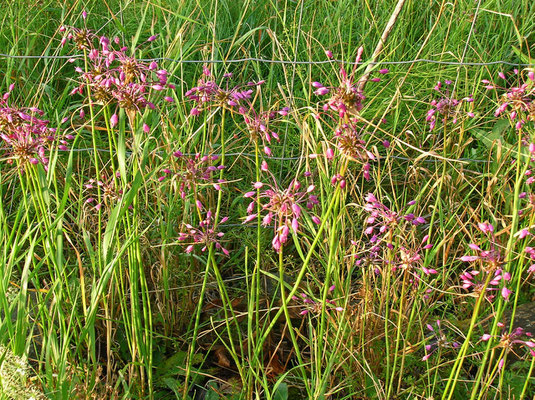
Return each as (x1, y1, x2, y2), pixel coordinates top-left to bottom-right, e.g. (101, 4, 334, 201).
(110, 113, 118, 128)
(179, 211, 230, 256)
(501, 286, 512, 300)
(243, 166, 319, 252)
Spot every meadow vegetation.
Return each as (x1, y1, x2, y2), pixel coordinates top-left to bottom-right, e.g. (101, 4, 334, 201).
(1, 0, 535, 398)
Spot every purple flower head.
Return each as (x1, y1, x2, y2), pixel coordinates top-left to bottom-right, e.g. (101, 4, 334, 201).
(242, 106, 288, 156)
(313, 50, 366, 117)
(312, 47, 386, 119)
(422, 320, 460, 361)
(329, 122, 377, 180)
(63, 26, 175, 118)
(185, 66, 261, 114)
(484, 71, 535, 129)
(243, 165, 320, 252)
(161, 152, 225, 198)
(426, 80, 473, 131)
(394, 239, 437, 277)
(480, 326, 535, 358)
(84, 174, 124, 211)
(458, 222, 511, 300)
(178, 211, 230, 256)
(363, 194, 426, 244)
(0, 88, 69, 169)
(459, 223, 502, 271)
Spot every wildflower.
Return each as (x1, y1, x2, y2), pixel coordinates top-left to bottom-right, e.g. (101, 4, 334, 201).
(481, 326, 535, 358)
(422, 320, 460, 361)
(394, 235, 435, 276)
(161, 152, 225, 198)
(328, 122, 377, 180)
(63, 26, 174, 119)
(178, 211, 230, 255)
(110, 113, 118, 127)
(483, 70, 535, 128)
(84, 173, 124, 210)
(426, 80, 473, 131)
(524, 246, 535, 275)
(459, 222, 511, 300)
(242, 106, 289, 156)
(363, 193, 426, 244)
(312, 47, 366, 118)
(243, 166, 320, 252)
(185, 67, 262, 114)
(0, 86, 68, 169)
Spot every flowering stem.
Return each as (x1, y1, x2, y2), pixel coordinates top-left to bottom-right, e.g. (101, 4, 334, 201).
(182, 249, 211, 396)
(442, 271, 492, 400)
(277, 243, 309, 392)
(244, 141, 263, 393)
(184, 107, 231, 395)
(480, 349, 506, 396)
(315, 172, 342, 394)
(252, 182, 343, 370)
(520, 355, 535, 399)
(82, 48, 103, 275)
(387, 269, 409, 399)
(469, 127, 528, 400)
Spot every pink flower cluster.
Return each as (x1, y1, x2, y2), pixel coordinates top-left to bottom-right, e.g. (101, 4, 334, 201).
(312, 47, 387, 118)
(459, 222, 512, 300)
(422, 320, 460, 361)
(84, 172, 124, 211)
(242, 106, 289, 156)
(426, 80, 474, 131)
(243, 162, 320, 252)
(186, 67, 261, 115)
(178, 210, 229, 256)
(159, 151, 225, 199)
(483, 69, 535, 130)
(62, 21, 174, 120)
(481, 325, 535, 369)
(312, 48, 387, 185)
(363, 193, 426, 245)
(394, 236, 435, 276)
(323, 122, 377, 181)
(186, 67, 289, 156)
(0, 85, 71, 168)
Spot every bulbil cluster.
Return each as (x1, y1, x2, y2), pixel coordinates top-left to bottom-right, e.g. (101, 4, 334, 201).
(243, 162, 320, 252)
(0, 84, 70, 169)
(62, 22, 174, 122)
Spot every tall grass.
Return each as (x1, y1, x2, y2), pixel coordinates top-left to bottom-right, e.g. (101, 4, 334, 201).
(1, 0, 535, 399)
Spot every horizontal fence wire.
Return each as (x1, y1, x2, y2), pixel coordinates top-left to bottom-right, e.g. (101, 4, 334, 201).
(59, 148, 491, 164)
(0, 53, 532, 67)
(0, 53, 497, 176)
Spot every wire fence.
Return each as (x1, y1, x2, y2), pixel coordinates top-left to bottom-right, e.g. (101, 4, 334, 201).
(1, 52, 533, 67)
(59, 148, 490, 164)
(0, 52, 511, 179)
(0, 51, 500, 182)
(0, 51, 525, 296)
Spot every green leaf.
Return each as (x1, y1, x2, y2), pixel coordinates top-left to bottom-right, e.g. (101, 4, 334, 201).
(204, 381, 220, 400)
(512, 46, 535, 66)
(472, 120, 530, 162)
(102, 171, 142, 263)
(273, 382, 288, 400)
(162, 377, 184, 398)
